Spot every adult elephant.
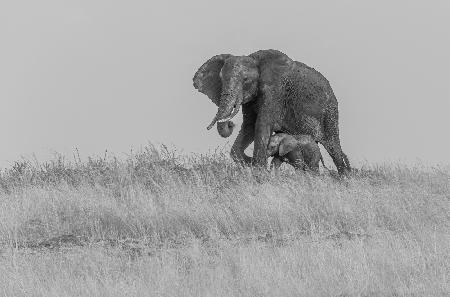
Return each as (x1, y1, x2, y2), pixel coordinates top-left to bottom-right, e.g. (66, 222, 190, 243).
(193, 49, 351, 174)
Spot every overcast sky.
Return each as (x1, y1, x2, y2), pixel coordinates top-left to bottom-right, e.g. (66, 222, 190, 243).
(1, 0, 449, 168)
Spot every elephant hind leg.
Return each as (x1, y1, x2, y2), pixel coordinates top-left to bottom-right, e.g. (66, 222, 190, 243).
(322, 104, 351, 175)
(322, 139, 351, 175)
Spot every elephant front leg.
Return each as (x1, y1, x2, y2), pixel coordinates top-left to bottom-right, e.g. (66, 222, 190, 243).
(230, 110, 255, 165)
(231, 128, 254, 165)
(253, 117, 272, 168)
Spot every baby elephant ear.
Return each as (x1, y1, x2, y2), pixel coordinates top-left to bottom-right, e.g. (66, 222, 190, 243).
(193, 54, 232, 106)
(279, 136, 298, 156)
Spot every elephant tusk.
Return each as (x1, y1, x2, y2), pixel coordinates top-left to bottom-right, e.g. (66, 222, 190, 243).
(206, 101, 241, 130)
(207, 115, 219, 130)
(207, 114, 230, 130)
(206, 121, 216, 130)
(217, 105, 240, 123)
(217, 117, 232, 123)
(207, 114, 232, 130)
(228, 104, 241, 120)
(216, 109, 234, 123)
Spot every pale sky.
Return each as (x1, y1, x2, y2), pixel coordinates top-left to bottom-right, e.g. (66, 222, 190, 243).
(1, 0, 449, 168)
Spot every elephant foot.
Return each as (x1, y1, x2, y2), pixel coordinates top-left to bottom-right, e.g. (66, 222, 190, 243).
(238, 156, 254, 167)
(230, 151, 253, 166)
(339, 167, 353, 177)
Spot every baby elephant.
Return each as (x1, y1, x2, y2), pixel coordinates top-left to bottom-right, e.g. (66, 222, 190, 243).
(267, 133, 326, 172)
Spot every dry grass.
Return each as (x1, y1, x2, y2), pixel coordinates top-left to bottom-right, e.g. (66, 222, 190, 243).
(0, 146, 449, 297)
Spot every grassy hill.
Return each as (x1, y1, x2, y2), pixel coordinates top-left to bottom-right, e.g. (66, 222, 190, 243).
(0, 146, 448, 297)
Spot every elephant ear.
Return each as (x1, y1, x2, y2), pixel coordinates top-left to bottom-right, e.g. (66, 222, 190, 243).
(279, 136, 298, 156)
(193, 54, 232, 106)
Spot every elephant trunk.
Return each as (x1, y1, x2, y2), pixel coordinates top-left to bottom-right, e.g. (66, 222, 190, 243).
(206, 92, 243, 132)
(217, 121, 235, 138)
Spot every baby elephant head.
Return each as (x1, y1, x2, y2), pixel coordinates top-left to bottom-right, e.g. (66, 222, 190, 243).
(267, 133, 299, 156)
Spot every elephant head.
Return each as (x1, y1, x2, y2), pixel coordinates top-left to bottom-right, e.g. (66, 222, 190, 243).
(193, 54, 259, 137)
(267, 133, 298, 156)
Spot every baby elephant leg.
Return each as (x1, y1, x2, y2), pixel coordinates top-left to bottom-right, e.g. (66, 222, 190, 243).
(291, 158, 307, 171)
(304, 145, 321, 173)
(308, 161, 320, 173)
(270, 156, 284, 172)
